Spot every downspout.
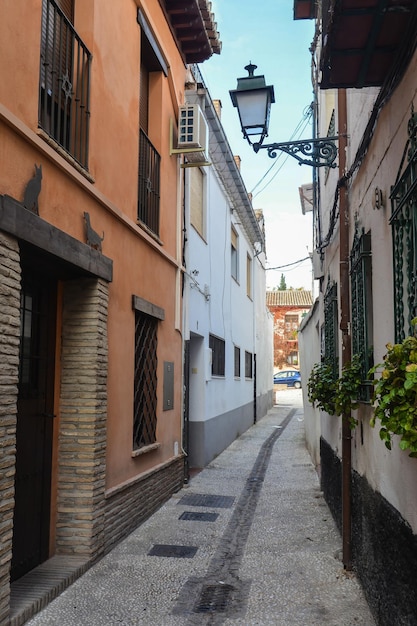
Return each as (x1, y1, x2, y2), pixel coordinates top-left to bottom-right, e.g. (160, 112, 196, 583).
(338, 88, 352, 570)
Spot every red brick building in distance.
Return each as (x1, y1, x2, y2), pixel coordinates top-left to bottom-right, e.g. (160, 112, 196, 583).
(266, 290, 313, 369)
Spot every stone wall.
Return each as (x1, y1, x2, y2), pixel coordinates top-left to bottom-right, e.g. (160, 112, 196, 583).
(0, 233, 21, 625)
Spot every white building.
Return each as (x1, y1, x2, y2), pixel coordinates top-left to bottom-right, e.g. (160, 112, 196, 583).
(181, 67, 273, 470)
(295, 0, 417, 622)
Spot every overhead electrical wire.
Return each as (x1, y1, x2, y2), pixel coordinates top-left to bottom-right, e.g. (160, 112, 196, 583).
(250, 104, 314, 198)
(266, 255, 311, 271)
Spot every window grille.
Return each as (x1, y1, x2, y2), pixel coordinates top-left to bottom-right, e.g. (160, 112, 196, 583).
(209, 334, 225, 377)
(138, 129, 161, 236)
(350, 226, 373, 401)
(390, 112, 417, 341)
(323, 281, 338, 378)
(133, 311, 158, 450)
(245, 351, 253, 378)
(39, 0, 91, 169)
(234, 346, 241, 377)
(285, 314, 298, 328)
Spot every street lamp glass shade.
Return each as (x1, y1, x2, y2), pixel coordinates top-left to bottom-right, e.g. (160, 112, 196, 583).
(233, 89, 272, 139)
(230, 64, 275, 145)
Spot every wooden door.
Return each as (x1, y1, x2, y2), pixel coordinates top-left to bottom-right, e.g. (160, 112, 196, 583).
(11, 272, 57, 581)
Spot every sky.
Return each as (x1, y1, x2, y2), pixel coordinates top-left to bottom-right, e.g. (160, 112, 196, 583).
(198, 0, 316, 291)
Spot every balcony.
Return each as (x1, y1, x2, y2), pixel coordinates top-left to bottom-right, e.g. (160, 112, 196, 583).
(138, 130, 161, 237)
(319, 0, 417, 89)
(39, 0, 91, 169)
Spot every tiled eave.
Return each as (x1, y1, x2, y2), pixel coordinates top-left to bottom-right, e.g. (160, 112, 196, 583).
(293, 0, 317, 19)
(319, 0, 417, 89)
(162, 0, 221, 63)
(266, 290, 313, 307)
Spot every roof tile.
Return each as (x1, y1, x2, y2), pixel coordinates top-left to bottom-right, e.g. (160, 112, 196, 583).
(266, 290, 313, 307)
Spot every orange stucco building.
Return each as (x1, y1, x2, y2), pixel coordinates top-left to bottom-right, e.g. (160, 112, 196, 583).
(0, 1, 220, 623)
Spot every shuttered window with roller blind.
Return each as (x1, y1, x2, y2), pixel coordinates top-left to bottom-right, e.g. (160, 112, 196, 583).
(231, 227, 238, 281)
(190, 168, 205, 239)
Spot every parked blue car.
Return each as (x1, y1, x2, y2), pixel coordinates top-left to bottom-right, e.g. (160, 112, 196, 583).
(273, 370, 301, 388)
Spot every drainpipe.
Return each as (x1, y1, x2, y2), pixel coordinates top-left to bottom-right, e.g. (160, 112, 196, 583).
(338, 88, 352, 570)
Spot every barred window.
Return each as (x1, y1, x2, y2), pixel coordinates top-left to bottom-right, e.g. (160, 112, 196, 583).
(138, 130, 160, 235)
(323, 281, 338, 378)
(137, 14, 165, 236)
(39, 0, 91, 169)
(245, 351, 253, 378)
(209, 334, 225, 377)
(132, 296, 164, 451)
(234, 346, 241, 377)
(350, 227, 373, 400)
(391, 116, 417, 341)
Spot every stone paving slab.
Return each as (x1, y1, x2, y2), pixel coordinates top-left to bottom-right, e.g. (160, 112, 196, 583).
(26, 390, 375, 626)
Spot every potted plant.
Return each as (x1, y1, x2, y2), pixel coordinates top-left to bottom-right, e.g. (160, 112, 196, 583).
(370, 320, 417, 457)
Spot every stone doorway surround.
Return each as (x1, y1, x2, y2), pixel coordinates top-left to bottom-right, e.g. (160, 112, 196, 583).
(0, 232, 21, 625)
(0, 194, 112, 626)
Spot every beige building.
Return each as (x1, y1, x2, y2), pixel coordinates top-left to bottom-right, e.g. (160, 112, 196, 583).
(296, 0, 417, 623)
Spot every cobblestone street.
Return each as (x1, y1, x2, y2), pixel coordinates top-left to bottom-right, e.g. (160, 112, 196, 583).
(25, 391, 375, 626)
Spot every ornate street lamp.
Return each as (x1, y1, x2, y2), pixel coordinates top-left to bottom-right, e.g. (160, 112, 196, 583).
(230, 63, 338, 168)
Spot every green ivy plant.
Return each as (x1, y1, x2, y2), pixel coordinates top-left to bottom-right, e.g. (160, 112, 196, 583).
(307, 355, 362, 428)
(370, 319, 417, 457)
(307, 361, 337, 415)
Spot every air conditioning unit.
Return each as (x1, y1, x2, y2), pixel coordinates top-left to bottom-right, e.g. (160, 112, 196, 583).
(177, 104, 209, 163)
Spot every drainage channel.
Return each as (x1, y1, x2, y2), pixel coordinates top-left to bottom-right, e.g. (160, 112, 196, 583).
(173, 408, 297, 624)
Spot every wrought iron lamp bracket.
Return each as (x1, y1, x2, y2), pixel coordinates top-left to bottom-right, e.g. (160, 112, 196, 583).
(252, 136, 339, 168)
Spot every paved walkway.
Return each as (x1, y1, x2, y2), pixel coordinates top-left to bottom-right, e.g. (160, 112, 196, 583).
(27, 390, 375, 625)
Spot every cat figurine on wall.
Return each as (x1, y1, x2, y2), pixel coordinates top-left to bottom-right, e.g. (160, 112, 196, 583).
(84, 212, 104, 253)
(23, 164, 42, 215)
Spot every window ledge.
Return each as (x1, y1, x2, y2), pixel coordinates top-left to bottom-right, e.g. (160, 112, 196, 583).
(131, 442, 160, 458)
(37, 129, 95, 183)
(137, 220, 163, 246)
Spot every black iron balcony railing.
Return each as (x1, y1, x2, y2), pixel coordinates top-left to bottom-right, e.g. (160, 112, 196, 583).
(138, 129, 161, 236)
(39, 0, 91, 169)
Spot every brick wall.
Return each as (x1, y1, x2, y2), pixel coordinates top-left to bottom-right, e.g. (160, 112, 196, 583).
(56, 278, 109, 559)
(0, 233, 21, 625)
(104, 456, 184, 552)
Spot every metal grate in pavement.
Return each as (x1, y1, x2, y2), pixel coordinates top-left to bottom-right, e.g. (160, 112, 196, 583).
(179, 511, 219, 522)
(148, 544, 198, 558)
(178, 493, 235, 508)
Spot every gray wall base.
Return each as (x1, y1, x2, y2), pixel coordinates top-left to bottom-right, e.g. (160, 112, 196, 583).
(188, 398, 260, 468)
(320, 437, 417, 625)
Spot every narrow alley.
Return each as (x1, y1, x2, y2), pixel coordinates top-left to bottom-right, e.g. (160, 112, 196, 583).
(23, 390, 374, 626)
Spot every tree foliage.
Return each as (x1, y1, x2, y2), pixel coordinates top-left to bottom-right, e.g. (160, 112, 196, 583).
(278, 273, 287, 290)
